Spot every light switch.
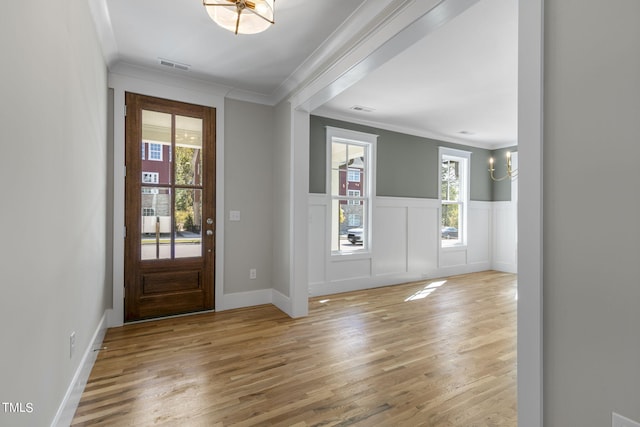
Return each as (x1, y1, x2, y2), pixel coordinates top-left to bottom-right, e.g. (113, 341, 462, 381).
(229, 210, 240, 221)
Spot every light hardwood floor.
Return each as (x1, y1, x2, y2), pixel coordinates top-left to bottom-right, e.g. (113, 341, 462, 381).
(72, 271, 517, 426)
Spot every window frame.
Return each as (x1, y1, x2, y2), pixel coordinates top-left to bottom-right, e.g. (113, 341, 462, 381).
(347, 169, 361, 182)
(326, 126, 377, 257)
(347, 189, 361, 205)
(142, 171, 159, 184)
(438, 147, 471, 248)
(148, 142, 163, 161)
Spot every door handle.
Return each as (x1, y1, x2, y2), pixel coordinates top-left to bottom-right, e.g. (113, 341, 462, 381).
(206, 229, 214, 236)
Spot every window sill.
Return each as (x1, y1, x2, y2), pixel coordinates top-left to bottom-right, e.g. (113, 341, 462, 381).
(330, 251, 372, 261)
(440, 243, 467, 251)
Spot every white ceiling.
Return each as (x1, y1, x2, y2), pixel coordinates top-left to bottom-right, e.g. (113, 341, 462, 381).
(315, 0, 518, 148)
(92, 0, 517, 149)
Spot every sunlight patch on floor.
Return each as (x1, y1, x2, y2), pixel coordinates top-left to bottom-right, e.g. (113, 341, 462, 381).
(404, 280, 447, 302)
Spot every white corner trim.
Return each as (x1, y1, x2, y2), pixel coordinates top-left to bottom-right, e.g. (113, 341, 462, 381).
(52, 312, 108, 427)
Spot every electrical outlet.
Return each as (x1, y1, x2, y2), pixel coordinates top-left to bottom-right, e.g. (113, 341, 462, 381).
(249, 268, 257, 279)
(613, 412, 640, 427)
(70, 332, 76, 359)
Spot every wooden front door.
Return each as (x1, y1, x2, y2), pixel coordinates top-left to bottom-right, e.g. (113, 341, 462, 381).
(124, 93, 215, 322)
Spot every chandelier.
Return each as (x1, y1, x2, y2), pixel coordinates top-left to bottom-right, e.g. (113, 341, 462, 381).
(489, 151, 518, 181)
(203, 0, 275, 35)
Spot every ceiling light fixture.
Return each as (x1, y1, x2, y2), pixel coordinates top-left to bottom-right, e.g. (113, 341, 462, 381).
(489, 151, 518, 181)
(203, 0, 275, 35)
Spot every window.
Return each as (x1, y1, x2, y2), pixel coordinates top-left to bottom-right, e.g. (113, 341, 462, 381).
(439, 147, 470, 247)
(142, 172, 159, 184)
(141, 143, 146, 160)
(347, 190, 360, 205)
(148, 142, 163, 161)
(142, 208, 155, 216)
(326, 127, 377, 254)
(347, 169, 360, 182)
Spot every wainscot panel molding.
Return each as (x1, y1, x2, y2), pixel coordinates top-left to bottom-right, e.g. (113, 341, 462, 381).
(492, 201, 517, 273)
(308, 195, 510, 297)
(467, 201, 493, 267)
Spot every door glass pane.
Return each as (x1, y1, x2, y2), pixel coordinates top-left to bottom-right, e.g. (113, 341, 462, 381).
(175, 116, 203, 186)
(141, 187, 172, 260)
(175, 188, 202, 258)
(142, 110, 172, 185)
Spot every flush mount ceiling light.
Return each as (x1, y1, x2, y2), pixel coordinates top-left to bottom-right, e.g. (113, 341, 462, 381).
(203, 0, 275, 35)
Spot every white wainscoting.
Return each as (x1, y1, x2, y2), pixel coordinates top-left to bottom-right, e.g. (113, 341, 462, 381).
(308, 195, 516, 296)
(468, 201, 493, 266)
(492, 201, 518, 273)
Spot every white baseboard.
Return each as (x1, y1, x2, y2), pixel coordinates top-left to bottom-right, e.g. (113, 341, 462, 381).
(310, 271, 428, 297)
(219, 288, 294, 316)
(220, 289, 273, 311)
(271, 289, 292, 315)
(309, 264, 493, 297)
(52, 311, 108, 427)
(435, 262, 493, 278)
(492, 262, 518, 274)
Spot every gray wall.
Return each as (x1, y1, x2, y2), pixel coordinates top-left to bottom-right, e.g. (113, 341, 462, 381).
(0, 3, 109, 426)
(224, 98, 274, 294)
(310, 115, 495, 201)
(544, 0, 640, 425)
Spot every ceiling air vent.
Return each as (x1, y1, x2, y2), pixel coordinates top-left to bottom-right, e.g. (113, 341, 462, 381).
(158, 58, 190, 71)
(350, 105, 376, 113)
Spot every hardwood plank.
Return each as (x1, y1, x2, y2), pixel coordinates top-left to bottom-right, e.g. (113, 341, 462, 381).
(72, 271, 517, 426)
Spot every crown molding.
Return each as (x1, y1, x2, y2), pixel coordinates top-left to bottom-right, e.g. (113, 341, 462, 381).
(288, 0, 482, 112)
(268, 0, 415, 106)
(312, 108, 517, 151)
(108, 62, 232, 99)
(87, 0, 118, 67)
